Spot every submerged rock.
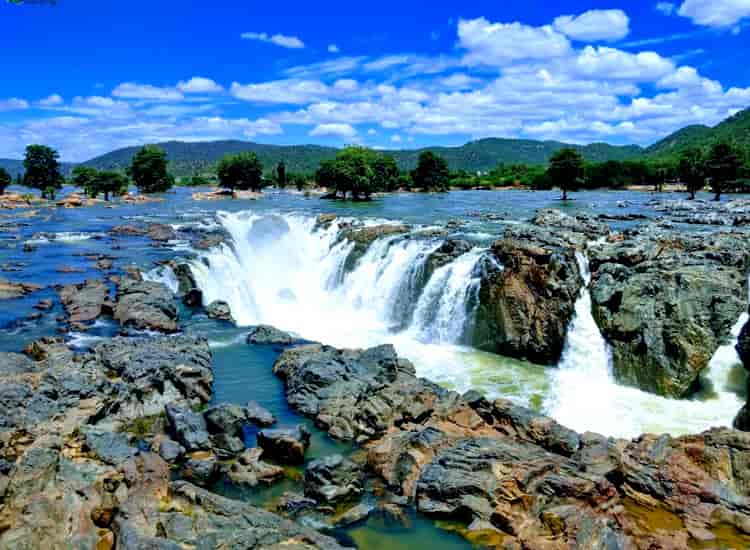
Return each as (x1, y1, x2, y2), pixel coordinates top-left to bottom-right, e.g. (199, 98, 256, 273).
(113, 277, 179, 333)
(206, 300, 233, 322)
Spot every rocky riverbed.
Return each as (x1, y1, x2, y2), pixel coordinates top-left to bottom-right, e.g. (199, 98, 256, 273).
(1, 189, 750, 549)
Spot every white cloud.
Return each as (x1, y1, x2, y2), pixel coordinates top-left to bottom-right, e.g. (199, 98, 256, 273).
(328, 44, 340, 53)
(309, 123, 357, 138)
(177, 77, 223, 94)
(572, 46, 675, 81)
(230, 79, 329, 104)
(439, 73, 481, 89)
(241, 32, 305, 49)
(458, 17, 571, 66)
(112, 82, 183, 101)
(0, 98, 29, 111)
(391, 134, 402, 142)
(38, 94, 63, 107)
(678, 0, 750, 27)
(656, 2, 676, 15)
(553, 9, 631, 42)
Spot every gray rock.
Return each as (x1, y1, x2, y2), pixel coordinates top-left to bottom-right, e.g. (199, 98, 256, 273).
(203, 403, 246, 437)
(210, 433, 245, 457)
(304, 454, 364, 503)
(157, 437, 184, 462)
(223, 448, 284, 488)
(0, 353, 35, 376)
(58, 279, 110, 325)
(165, 403, 210, 451)
(206, 300, 233, 322)
(114, 277, 179, 333)
(333, 502, 373, 527)
(82, 428, 137, 465)
(181, 456, 218, 485)
(246, 325, 298, 345)
(257, 425, 311, 464)
(245, 400, 276, 427)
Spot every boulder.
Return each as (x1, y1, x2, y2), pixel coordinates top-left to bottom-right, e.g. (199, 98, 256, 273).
(203, 403, 247, 438)
(147, 223, 177, 242)
(339, 224, 410, 271)
(181, 456, 218, 485)
(257, 425, 310, 464)
(165, 404, 211, 451)
(734, 315, 750, 431)
(113, 277, 179, 333)
(0, 277, 42, 300)
(206, 300, 233, 322)
(304, 454, 364, 503)
(245, 400, 276, 427)
(246, 324, 298, 345)
(223, 448, 284, 487)
(82, 428, 137, 466)
(58, 278, 111, 325)
(474, 236, 583, 365)
(590, 230, 750, 397)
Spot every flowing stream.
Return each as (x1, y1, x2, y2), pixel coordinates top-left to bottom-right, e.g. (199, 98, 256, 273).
(188, 211, 748, 439)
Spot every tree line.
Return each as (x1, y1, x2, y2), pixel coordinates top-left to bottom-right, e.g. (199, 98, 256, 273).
(3, 139, 748, 201)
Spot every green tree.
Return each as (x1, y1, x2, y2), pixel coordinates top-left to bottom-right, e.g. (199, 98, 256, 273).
(706, 141, 743, 201)
(216, 152, 263, 193)
(22, 144, 64, 199)
(412, 151, 450, 192)
(128, 145, 174, 194)
(92, 171, 129, 201)
(290, 173, 307, 192)
(371, 154, 400, 192)
(0, 167, 11, 195)
(276, 161, 287, 188)
(677, 147, 706, 200)
(547, 148, 584, 200)
(71, 166, 100, 197)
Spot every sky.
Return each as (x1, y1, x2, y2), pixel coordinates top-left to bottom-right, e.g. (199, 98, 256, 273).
(1, 0, 750, 161)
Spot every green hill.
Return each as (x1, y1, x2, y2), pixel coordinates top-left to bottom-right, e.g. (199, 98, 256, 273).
(0, 158, 75, 178)
(79, 138, 642, 177)
(646, 107, 750, 157)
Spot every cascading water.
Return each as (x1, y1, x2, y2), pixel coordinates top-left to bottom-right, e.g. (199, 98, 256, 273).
(143, 265, 180, 294)
(546, 246, 748, 438)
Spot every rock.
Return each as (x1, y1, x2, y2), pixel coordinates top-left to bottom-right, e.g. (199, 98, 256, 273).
(223, 447, 284, 487)
(0, 277, 42, 299)
(165, 404, 211, 451)
(34, 299, 53, 310)
(58, 278, 111, 325)
(315, 213, 337, 228)
(276, 492, 317, 515)
(147, 223, 177, 242)
(590, 230, 750, 397)
(734, 315, 750, 431)
(191, 232, 226, 250)
(203, 403, 247, 437)
(210, 433, 245, 457)
(82, 428, 137, 465)
(246, 324, 299, 345)
(182, 288, 203, 307)
(113, 277, 179, 333)
(532, 208, 609, 239)
(304, 454, 364, 503)
(0, 352, 35, 376)
(339, 224, 410, 271)
(333, 502, 373, 527)
(171, 262, 197, 295)
(206, 300, 233, 322)
(473, 236, 583, 365)
(257, 425, 310, 464)
(244, 400, 276, 427)
(110, 224, 146, 237)
(157, 436, 184, 462)
(181, 455, 218, 485)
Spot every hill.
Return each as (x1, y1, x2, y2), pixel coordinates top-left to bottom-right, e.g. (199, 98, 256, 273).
(646, 107, 750, 157)
(80, 138, 642, 177)
(0, 158, 75, 178)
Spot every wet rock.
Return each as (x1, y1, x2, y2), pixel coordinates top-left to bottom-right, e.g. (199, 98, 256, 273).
(223, 448, 284, 488)
(246, 324, 298, 345)
(532, 208, 609, 239)
(165, 403, 211, 451)
(113, 277, 179, 333)
(181, 455, 218, 485)
(734, 315, 750, 431)
(333, 502, 373, 527)
(474, 236, 583, 365)
(33, 299, 53, 310)
(204, 403, 247, 438)
(315, 213, 337, 228)
(340, 223, 410, 271)
(245, 400, 276, 427)
(58, 278, 111, 325)
(147, 223, 177, 242)
(182, 288, 203, 308)
(110, 224, 146, 237)
(304, 454, 364, 503)
(192, 232, 226, 250)
(210, 433, 245, 457)
(276, 491, 317, 515)
(206, 300, 233, 322)
(0, 277, 42, 299)
(257, 425, 310, 464)
(590, 230, 750, 397)
(422, 239, 473, 282)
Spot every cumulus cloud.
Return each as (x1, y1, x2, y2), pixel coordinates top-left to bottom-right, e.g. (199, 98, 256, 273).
(309, 123, 357, 138)
(177, 77, 223, 93)
(112, 82, 183, 101)
(230, 79, 329, 104)
(656, 2, 676, 15)
(572, 46, 675, 81)
(38, 94, 63, 107)
(678, 0, 750, 27)
(328, 44, 340, 53)
(553, 9, 631, 42)
(458, 18, 571, 66)
(241, 32, 305, 49)
(0, 98, 30, 111)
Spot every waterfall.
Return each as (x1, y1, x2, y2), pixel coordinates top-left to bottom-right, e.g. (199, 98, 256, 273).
(143, 265, 179, 294)
(188, 211, 482, 349)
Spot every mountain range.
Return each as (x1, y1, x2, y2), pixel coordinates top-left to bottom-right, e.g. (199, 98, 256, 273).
(2, 107, 749, 178)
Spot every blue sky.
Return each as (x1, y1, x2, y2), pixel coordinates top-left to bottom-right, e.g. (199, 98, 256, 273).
(1, 0, 750, 161)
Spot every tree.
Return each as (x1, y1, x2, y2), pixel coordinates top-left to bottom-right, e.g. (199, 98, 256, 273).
(706, 141, 743, 201)
(92, 171, 129, 201)
(336, 147, 375, 200)
(371, 154, 400, 192)
(216, 152, 263, 193)
(128, 145, 174, 194)
(677, 147, 705, 200)
(290, 173, 307, 192)
(0, 167, 11, 195)
(276, 161, 287, 188)
(412, 151, 450, 192)
(547, 148, 584, 200)
(71, 166, 100, 197)
(22, 144, 64, 199)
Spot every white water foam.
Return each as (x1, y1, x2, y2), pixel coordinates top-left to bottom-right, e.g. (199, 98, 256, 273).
(142, 265, 179, 294)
